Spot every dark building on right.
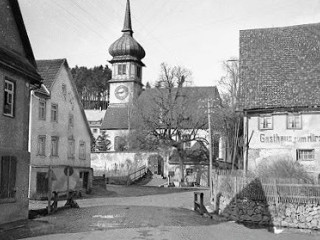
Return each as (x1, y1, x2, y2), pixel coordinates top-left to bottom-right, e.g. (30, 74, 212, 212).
(239, 23, 320, 178)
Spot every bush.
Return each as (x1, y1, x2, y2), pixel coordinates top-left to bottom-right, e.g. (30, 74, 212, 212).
(256, 156, 314, 183)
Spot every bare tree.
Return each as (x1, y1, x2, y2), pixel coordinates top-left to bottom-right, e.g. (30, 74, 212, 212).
(219, 58, 239, 109)
(217, 58, 242, 169)
(129, 63, 220, 182)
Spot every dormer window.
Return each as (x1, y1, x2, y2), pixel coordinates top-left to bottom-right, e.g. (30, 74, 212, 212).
(118, 64, 126, 75)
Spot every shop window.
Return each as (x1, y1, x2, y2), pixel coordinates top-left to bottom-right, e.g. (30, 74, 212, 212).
(297, 149, 315, 161)
(3, 79, 15, 117)
(38, 135, 46, 156)
(0, 156, 17, 199)
(259, 115, 273, 130)
(287, 114, 302, 129)
(39, 99, 46, 120)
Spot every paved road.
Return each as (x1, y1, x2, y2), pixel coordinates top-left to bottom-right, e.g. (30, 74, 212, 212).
(10, 187, 320, 239)
(24, 223, 319, 240)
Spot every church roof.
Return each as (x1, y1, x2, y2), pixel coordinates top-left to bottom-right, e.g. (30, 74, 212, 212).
(101, 86, 221, 130)
(108, 0, 145, 66)
(101, 106, 130, 129)
(240, 22, 320, 110)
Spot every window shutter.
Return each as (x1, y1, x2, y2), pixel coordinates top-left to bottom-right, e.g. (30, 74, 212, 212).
(0, 156, 10, 198)
(9, 157, 16, 198)
(0, 156, 16, 198)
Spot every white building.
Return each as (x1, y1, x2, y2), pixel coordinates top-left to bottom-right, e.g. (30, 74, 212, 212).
(240, 23, 320, 179)
(29, 59, 93, 199)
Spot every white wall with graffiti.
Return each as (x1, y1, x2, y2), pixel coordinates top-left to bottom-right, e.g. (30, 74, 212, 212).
(91, 151, 168, 177)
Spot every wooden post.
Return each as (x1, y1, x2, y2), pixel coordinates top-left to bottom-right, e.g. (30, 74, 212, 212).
(67, 167, 70, 199)
(194, 192, 198, 211)
(200, 192, 204, 215)
(213, 173, 219, 212)
(47, 166, 52, 214)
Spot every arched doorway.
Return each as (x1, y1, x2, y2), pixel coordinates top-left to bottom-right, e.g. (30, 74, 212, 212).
(148, 154, 164, 176)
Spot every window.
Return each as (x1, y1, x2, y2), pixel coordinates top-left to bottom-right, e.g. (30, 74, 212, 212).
(136, 66, 141, 78)
(114, 136, 126, 151)
(51, 104, 58, 122)
(3, 80, 15, 117)
(38, 135, 46, 156)
(287, 114, 302, 129)
(259, 115, 273, 130)
(68, 138, 75, 159)
(51, 137, 59, 156)
(36, 172, 48, 193)
(68, 114, 74, 128)
(39, 99, 46, 120)
(182, 134, 191, 149)
(0, 156, 17, 199)
(118, 64, 126, 75)
(62, 84, 67, 100)
(79, 141, 86, 160)
(297, 149, 315, 161)
(92, 128, 98, 133)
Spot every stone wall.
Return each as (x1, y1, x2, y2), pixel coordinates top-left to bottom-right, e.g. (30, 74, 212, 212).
(91, 151, 166, 176)
(219, 195, 320, 229)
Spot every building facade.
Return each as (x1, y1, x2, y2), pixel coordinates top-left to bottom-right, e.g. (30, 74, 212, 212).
(84, 109, 106, 139)
(101, 0, 145, 152)
(29, 59, 93, 199)
(0, 0, 42, 224)
(240, 23, 320, 178)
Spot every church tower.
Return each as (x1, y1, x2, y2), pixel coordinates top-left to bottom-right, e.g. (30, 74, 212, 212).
(108, 0, 145, 106)
(101, 0, 145, 151)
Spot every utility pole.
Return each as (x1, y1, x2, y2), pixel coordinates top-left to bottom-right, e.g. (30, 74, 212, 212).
(207, 100, 213, 200)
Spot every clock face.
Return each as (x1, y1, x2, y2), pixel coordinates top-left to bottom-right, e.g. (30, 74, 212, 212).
(115, 85, 129, 100)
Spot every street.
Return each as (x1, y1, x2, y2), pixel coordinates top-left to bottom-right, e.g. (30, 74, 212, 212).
(2, 185, 317, 240)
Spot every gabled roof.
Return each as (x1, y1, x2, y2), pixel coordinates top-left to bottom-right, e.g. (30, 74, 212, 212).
(0, 0, 42, 85)
(35, 58, 94, 142)
(101, 86, 221, 130)
(240, 22, 320, 110)
(101, 106, 130, 130)
(36, 59, 66, 91)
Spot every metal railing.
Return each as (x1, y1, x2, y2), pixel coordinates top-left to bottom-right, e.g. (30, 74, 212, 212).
(126, 165, 148, 185)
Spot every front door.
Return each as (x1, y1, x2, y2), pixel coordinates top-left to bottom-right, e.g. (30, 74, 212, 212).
(83, 172, 89, 189)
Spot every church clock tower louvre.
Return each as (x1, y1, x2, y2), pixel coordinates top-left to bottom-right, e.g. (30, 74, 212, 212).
(101, 0, 146, 151)
(108, 0, 145, 105)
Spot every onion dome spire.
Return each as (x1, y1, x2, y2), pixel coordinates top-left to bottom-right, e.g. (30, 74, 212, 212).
(108, 0, 145, 66)
(122, 0, 133, 35)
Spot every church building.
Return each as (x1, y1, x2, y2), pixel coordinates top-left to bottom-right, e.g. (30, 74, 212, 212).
(101, 0, 146, 151)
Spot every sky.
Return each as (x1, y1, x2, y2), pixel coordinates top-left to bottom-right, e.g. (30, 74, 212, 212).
(19, 0, 320, 88)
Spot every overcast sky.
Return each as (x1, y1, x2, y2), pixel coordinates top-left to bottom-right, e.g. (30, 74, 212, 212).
(19, 0, 320, 87)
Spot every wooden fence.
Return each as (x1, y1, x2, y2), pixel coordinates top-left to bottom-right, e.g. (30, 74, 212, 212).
(212, 170, 320, 204)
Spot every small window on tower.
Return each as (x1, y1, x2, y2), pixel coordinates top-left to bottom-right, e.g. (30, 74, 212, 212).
(136, 66, 141, 78)
(118, 64, 126, 75)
